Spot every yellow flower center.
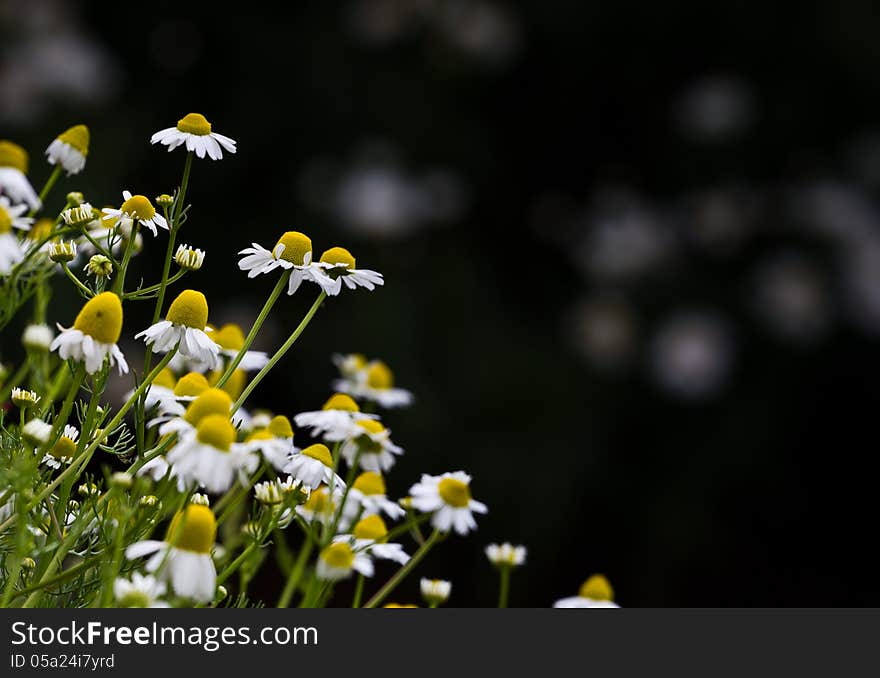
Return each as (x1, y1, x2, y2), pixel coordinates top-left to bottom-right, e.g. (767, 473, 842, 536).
(353, 471, 386, 496)
(118, 590, 151, 608)
(120, 194, 156, 221)
(272, 231, 312, 265)
(579, 575, 614, 601)
(30, 218, 54, 240)
(196, 414, 236, 452)
(57, 124, 90, 155)
(183, 388, 232, 426)
(302, 443, 333, 467)
(303, 487, 331, 513)
(322, 393, 359, 412)
(164, 504, 216, 554)
(353, 514, 388, 541)
(245, 430, 273, 442)
(212, 323, 245, 351)
(176, 113, 212, 135)
(73, 292, 123, 344)
(319, 247, 356, 269)
(357, 419, 385, 435)
(153, 368, 177, 390)
(50, 436, 77, 460)
(320, 542, 354, 569)
(438, 477, 471, 508)
(267, 415, 293, 438)
(0, 140, 28, 172)
(366, 361, 394, 390)
(384, 603, 418, 608)
(174, 372, 210, 397)
(209, 368, 246, 401)
(166, 289, 209, 329)
(0, 207, 11, 234)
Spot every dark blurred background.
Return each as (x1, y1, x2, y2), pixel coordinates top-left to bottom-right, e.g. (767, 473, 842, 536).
(4, 0, 880, 606)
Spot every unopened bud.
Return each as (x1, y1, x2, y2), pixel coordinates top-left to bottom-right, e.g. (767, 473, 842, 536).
(86, 254, 113, 278)
(48, 240, 77, 263)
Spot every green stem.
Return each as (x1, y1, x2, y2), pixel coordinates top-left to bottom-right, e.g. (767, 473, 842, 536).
(7, 555, 99, 602)
(324, 447, 359, 544)
(232, 290, 326, 412)
(38, 363, 70, 417)
(111, 223, 139, 295)
(384, 512, 431, 542)
(278, 524, 316, 608)
(40, 365, 86, 455)
(363, 529, 442, 609)
(30, 166, 63, 217)
(123, 270, 186, 300)
(498, 566, 511, 608)
(61, 263, 93, 298)
(0, 361, 30, 405)
(352, 574, 366, 608)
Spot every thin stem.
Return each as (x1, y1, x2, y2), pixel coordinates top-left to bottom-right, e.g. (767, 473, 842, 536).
(0, 361, 30, 406)
(498, 566, 511, 608)
(30, 166, 63, 217)
(278, 523, 316, 608)
(39, 365, 86, 456)
(111, 223, 139, 295)
(233, 290, 326, 412)
(38, 364, 70, 417)
(123, 269, 186, 300)
(352, 574, 366, 608)
(384, 512, 431, 542)
(363, 529, 443, 609)
(61, 262, 93, 298)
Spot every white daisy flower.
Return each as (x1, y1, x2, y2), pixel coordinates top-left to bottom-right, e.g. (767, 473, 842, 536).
(340, 419, 403, 473)
(237, 230, 327, 295)
(153, 387, 233, 439)
(293, 393, 378, 442)
(165, 414, 258, 494)
(21, 419, 53, 447)
(125, 504, 218, 603)
(295, 484, 341, 526)
(113, 572, 169, 608)
(174, 243, 205, 271)
(341, 471, 406, 527)
(486, 543, 527, 568)
(312, 246, 384, 296)
(0, 140, 40, 210)
(137, 455, 187, 492)
(0, 196, 34, 275)
(45, 124, 89, 175)
(150, 112, 236, 160)
(553, 575, 620, 608)
(41, 425, 80, 470)
(138, 368, 182, 414)
(50, 292, 129, 375)
(22, 323, 54, 352)
(284, 444, 345, 490)
(101, 191, 168, 236)
(420, 578, 451, 606)
(334, 515, 410, 565)
(243, 415, 297, 471)
(135, 289, 220, 369)
(332, 356, 414, 408)
(408, 471, 488, 536)
(211, 323, 268, 371)
(316, 541, 374, 582)
(10, 387, 40, 409)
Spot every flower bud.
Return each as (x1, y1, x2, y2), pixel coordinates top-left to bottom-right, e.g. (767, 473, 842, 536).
(22, 324, 53, 351)
(48, 240, 77, 263)
(86, 254, 113, 278)
(65, 191, 85, 207)
(174, 244, 205, 271)
(155, 194, 174, 207)
(11, 388, 40, 409)
(110, 472, 133, 489)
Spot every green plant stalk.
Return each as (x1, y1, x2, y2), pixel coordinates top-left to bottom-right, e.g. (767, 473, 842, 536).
(61, 262, 93, 298)
(0, 361, 30, 405)
(111, 223, 139, 295)
(278, 523, 317, 608)
(30, 166, 63, 217)
(8, 555, 99, 602)
(352, 574, 366, 608)
(38, 363, 71, 417)
(363, 529, 443, 608)
(40, 364, 86, 456)
(384, 512, 431, 542)
(498, 566, 511, 608)
(324, 447, 360, 545)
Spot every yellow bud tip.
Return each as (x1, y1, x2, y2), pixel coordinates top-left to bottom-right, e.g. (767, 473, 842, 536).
(165, 504, 217, 554)
(73, 292, 123, 344)
(267, 415, 294, 438)
(176, 113, 212, 136)
(320, 542, 354, 569)
(304, 487, 331, 513)
(120, 194, 156, 221)
(212, 323, 245, 351)
(438, 477, 471, 508)
(322, 393, 359, 412)
(579, 575, 614, 602)
(302, 443, 333, 468)
(153, 367, 177, 390)
(174, 372, 211, 397)
(366, 361, 394, 389)
(319, 246, 356, 270)
(245, 430, 274, 442)
(57, 124, 90, 155)
(183, 388, 233, 426)
(353, 471, 386, 496)
(273, 231, 312, 265)
(166, 289, 209, 329)
(357, 419, 385, 437)
(0, 140, 29, 173)
(196, 413, 236, 451)
(353, 514, 388, 541)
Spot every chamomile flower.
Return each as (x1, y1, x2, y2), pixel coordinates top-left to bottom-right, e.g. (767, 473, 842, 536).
(296, 484, 342, 525)
(334, 515, 410, 565)
(313, 246, 384, 296)
(45, 124, 89, 175)
(113, 573, 169, 608)
(126, 504, 218, 603)
(22, 323, 54, 352)
(150, 113, 237, 160)
(156, 387, 234, 440)
(0, 196, 34, 274)
(332, 357, 414, 408)
(486, 543, 527, 568)
(243, 415, 297, 471)
(420, 578, 451, 606)
(11, 387, 40, 409)
(21, 419, 53, 447)
(101, 191, 168, 236)
(238, 231, 328, 295)
(294, 393, 377, 442)
(174, 243, 204, 271)
(340, 419, 404, 473)
(135, 289, 221, 368)
(128, 367, 180, 416)
(211, 323, 268, 371)
(50, 292, 129, 374)
(316, 542, 374, 582)
(409, 471, 488, 536)
(165, 414, 258, 494)
(285, 444, 345, 490)
(0, 140, 40, 210)
(342, 471, 406, 525)
(553, 575, 620, 608)
(41, 425, 80, 470)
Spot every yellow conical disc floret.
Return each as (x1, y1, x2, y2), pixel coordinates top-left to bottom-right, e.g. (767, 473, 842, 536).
(57, 124, 90, 155)
(579, 575, 614, 601)
(267, 415, 294, 438)
(177, 113, 212, 136)
(304, 487, 331, 513)
(438, 477, 471, 508)
(31, 218, 54, 240)
(212, 323, 245, 351)
(73, 292, 123, 344)
(322, 393, 359, 412)
(366, 361, 394, 389)
(165, 504, 216, 554)
(353, 471, 386, 496)
(208, 368, 246, 401)
(120, 194, 156, 221)
(302, 443, 333, 467)
(183, 388, 232, 426)
(272, 231, 312, 265)
(50, 436, 77, 460)
(0, 207, 12, 234)
(320, 542, 354, 569)
(246, 429, 273, 442)
(166, 290, 209, 329)
(353, 514, 388, 541)
(319, 247, 356, 269)
(196, 413, 236, 451)
(357, 420, 385, 437)
(153, 368, 177, 390)
(0, 140, 28, 172)
(174, 372, 210, 397)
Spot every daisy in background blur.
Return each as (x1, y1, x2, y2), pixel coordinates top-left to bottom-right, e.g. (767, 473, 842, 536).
(339, 419, 404, 473)
(341, 471, 406, 527)
(113, 573, 169, 608)
(0, 195, 34, 274)
(0, 140, 40, 210)
(409, 471, 487, 535)
(553, 574, 620, 608)
(243, 414, 298, 471)
(294, 393, 378, 441)
(45, 124, 89, 175)
(333, 515, 410, 565)
(332, 354, 414, 408)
